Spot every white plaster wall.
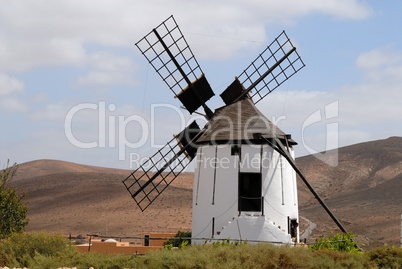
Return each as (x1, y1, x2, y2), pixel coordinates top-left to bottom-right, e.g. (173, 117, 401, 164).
(262, 146, 284, 228)
(192, 145, 239, 243)
(213, 145, 239, 235)
(262, 145, 298, 234)
(215, 215, 292, 244)
(192, 143, 299, 244)
(192, 145, 215, 242)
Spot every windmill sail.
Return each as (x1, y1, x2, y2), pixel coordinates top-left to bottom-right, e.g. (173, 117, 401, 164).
(136, 15, 214, 117)
(123, 121, 202, 211)
(220, 31, 305, 105)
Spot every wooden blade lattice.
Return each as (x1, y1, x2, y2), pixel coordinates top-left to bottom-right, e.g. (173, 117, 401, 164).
(238, 31, 305, 104)
(123, 136, 193, 211)
(123, 121, 201, 211)
(136, 16, 204, 98)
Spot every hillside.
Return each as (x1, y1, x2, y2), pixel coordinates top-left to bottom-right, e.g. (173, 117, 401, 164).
(8, 137, 402, 248)
(296, 136, 402, 247)
(11, 159, 193, 236)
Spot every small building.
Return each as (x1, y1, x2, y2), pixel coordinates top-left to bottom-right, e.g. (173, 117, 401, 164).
(75, 232, 176, 255)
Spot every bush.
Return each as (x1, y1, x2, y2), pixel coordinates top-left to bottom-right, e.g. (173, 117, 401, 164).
(164, 230, 191, 248)
(0, 231, 76, 267)
(0, 231, 140, 269)
(211, 238, 247, 246)
(0, 160, 29, 239)
(366, 246, 402, 269)
(310, 232, 361, 253)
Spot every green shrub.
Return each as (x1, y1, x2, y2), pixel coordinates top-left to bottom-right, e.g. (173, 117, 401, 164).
(211, 238, 247, 246)
(164, 230, 191, 248)
(0, 160, 29, 239)
(366, 246, 402, 269)
(0, 231, 76, 267)
(310, 232, 361, 253)
(0, 232, 139, 269)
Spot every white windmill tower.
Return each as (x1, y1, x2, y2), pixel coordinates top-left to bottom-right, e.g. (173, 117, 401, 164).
(191, 98, 299, 244)
(123, 16, 347, 245)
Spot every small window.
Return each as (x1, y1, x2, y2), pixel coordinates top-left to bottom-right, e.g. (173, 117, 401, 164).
(231, 144, 240, 155)
(238, 172, 262, 212)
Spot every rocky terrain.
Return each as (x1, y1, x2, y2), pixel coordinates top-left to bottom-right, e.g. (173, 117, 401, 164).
(297, 136, 402, 247)
(8, 137, 402, 249)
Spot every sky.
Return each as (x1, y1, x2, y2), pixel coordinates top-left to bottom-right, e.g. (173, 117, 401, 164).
(1, 0, 401, 170)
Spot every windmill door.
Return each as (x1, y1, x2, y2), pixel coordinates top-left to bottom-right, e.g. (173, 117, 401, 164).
(238, 172, 262, 212)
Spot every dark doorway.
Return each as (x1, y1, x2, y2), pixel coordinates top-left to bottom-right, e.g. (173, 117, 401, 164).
(289, 219, 298, 238)
(238, 172, 262, 212)
(144, 234, 150, 246)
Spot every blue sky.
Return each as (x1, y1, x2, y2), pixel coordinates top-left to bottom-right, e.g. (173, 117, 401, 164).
(1, 0, 401, 169)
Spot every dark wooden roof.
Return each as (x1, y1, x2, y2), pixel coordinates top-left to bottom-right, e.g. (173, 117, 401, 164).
(196, 98, 296, 145)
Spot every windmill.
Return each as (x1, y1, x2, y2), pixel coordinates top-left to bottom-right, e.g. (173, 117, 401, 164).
(123, 15, 346, 244)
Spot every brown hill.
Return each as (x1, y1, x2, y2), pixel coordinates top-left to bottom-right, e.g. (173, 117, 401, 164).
(297, 136, 402, 247)
(11, 159, 193, 236)
(8, 137, 402, 248)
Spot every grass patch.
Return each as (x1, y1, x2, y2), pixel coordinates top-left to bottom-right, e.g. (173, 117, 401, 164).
(0, 231, 74, 267)
(0, 232, 401, 268)
(143, 244, 370, 269)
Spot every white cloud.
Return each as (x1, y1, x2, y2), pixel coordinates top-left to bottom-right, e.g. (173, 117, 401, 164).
(87, 52, 135, 73)
(356, 47, 401, 70)
(0, 37, 86, 72)
(0, 0, 372, 71)
(0, 72, 26, 112)
(76, 51, 137, 87)
(235, 0, 371, 21)
(0, 73, 24, 95)
(309, 0, 372, 20)
(356, 46, 402, 83)
(338, 46, 402, 126)
(0, 96, 27, 112)
(31, 102, 71, 121)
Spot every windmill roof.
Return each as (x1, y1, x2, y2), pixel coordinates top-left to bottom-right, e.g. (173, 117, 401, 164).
(196, 98, 296, 145)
